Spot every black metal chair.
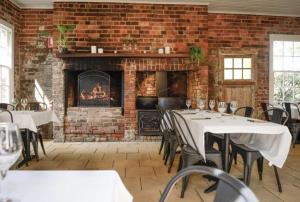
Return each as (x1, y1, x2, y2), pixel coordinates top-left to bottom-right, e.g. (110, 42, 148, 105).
(170, 111, 222, 198)
(0, 103, 15, 111)
(27, 102, 47, 160)
(158, 109, 181, 173)
(0, 108, 27, 167)
(159, 166, 259, 202)
(260, 102, 273, 121)
(282, 102, 300, 148)
(229, 108, 289, 192)
(208, 106, 255, 168)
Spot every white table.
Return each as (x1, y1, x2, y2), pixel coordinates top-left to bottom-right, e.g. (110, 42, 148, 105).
(3, 171, 133, 202)
(0, 110, 60, 132)
(177, 110, 291, 169)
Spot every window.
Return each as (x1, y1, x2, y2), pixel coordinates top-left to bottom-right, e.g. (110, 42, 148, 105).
(224, 57, 252, 80)
(0, 21, 13, 103)
(270, 35, 300, 103)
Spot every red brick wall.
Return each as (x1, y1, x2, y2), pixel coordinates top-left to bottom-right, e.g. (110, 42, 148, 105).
(208, 14, 300, 108)
(19, 9, 53, 98)
(0, 0, 21, 96)
(52, 2, 208, 53)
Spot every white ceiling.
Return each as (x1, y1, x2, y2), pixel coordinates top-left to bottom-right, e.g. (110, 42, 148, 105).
(11, 0, 300, 17)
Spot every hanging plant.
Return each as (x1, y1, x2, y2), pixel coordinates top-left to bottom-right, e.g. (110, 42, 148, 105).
(189, 46, 205, 64)
(57, 24, 76, 53)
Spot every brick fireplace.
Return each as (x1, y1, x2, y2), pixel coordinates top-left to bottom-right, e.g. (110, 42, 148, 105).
(52, 55, 208, 142)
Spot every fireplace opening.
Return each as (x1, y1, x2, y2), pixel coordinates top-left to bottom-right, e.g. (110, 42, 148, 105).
(66, 70, 123, 108)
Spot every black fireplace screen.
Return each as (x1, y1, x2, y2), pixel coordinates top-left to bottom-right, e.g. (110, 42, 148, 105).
(78, 70, 110, 107)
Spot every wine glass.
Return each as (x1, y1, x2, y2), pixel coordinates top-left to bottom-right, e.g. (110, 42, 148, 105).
(0, 123, 22, 202)
(186, 99, 191, 110)
(230, 101, 238, 114)
(209, 100, 215, 111)
(20, 98, 28, 110)
(197, 99, 205, 110)
(218, 101, 227, 113)
(11, 98, 18, 111)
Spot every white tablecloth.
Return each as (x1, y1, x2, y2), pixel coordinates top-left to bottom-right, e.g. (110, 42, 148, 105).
(177, 110, 291, 168)
(3, 171, 133, 202)
(0, 111, 60, 132)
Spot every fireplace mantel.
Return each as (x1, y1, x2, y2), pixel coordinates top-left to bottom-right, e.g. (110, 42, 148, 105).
(56, 52, 190, 59)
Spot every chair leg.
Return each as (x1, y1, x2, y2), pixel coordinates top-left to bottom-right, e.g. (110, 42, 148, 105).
(39, 134, 46, 155)
(177, 155, 183, 172)
(163, 141, 169, 161)
(273, 166, 282, 192)
(234, 153, 237, 165)
(244, 163, 253, 186)
(167, 142, 178, 173)
(180, 175, 190, 198)
(164, 145, 170, 165)
(159, 135, 164, 154)
(228, 150, 236, 173)
(257, 158, 263, 180)
(31, 133, 39, 161)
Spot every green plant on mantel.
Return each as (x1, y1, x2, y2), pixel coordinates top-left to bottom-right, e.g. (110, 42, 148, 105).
(189, 46, 205, 64)
(57, 24, 75, 53)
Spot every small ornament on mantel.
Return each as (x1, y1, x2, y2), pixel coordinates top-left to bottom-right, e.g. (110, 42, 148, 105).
(91, 46, 97, 54)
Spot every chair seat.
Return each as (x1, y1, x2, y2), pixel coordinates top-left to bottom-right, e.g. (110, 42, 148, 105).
(231, 143, 261, 153)
(183, 145, 220, 155)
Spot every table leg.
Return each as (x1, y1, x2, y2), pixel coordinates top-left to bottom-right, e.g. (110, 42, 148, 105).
(223, 133, 230, 172)
(17, 129, 31, 168)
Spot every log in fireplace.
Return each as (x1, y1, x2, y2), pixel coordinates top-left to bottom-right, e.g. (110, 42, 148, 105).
(78, 70, 111, 107)
(65, 70, 123, 108)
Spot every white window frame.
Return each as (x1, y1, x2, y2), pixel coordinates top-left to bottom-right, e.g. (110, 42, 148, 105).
(269, 34, 300, 104)
(0, 19, 14, 103)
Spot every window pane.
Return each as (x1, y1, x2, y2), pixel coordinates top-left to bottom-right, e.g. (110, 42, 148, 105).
(273, 41, 283, 56)
(294, 73, 300, 88)
(224, 70, 233, 80)
(243, 58, 252, 69)
(1, 86, 9, 103)
(234, 69, 242, 79)
(294, 57, 300, 70)
(274, 72, 284, 102)
(1, 68, 9, 85)
(243, 69, 251, 79)
(295, 42, 300, 56)
(283, 56, 294, 70)
(284, 41, 294, 56)
(234, 58, 242, 68)
(224, 58, 233, 68)
(294, 88, 300, 102)
(0, 28, 7, 48)
(273, 56, 283, 71)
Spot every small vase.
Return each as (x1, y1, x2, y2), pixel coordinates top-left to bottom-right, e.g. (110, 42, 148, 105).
(58, 47, 68, 54)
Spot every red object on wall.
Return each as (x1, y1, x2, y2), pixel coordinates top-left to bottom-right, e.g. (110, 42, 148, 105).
(47, 37, 53, 48)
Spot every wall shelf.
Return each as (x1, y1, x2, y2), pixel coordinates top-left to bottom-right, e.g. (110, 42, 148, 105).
(56, 52, 190, 59)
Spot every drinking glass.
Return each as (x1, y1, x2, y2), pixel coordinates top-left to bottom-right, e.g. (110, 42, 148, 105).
(230, 101, 238, 114)
(11, 98, 18, 111)
(209, 100, 215, 111)
(20, 98, 28, 110)
(218, 102, 227, 113)
(0, 123, 22, 202)
(197, 99, 205, 110)
(186, 99, 191, 109)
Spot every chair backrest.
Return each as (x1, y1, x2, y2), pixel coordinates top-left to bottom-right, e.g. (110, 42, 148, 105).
(169, 111, 200, 153)
(0, 103, 15, 111)
(260, 102, 273, 121)
(28, 102, 47, 111)
(259, 108, 289, 125)
(0, 108, 13, 123)
(234, 106, 254, 118)
(282, 102, 300, 125)
(159, 166, 259, 202)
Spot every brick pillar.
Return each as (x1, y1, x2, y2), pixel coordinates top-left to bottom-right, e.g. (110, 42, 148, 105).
(188, 65, 209, 108)
(123, 59, 137, 140)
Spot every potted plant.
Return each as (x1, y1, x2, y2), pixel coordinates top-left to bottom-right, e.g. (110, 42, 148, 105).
(189, 46, 205, 64)
(57, 24, 75, 54)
